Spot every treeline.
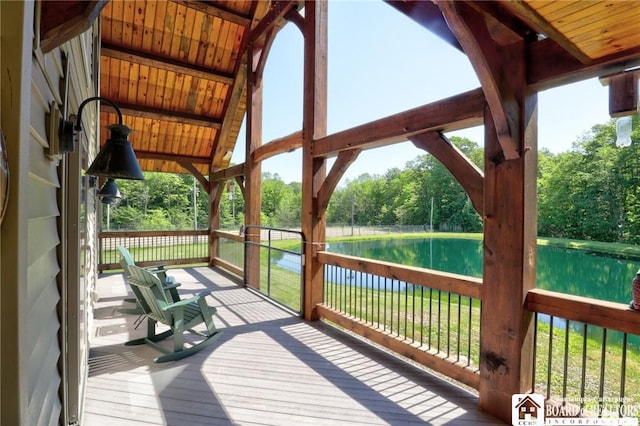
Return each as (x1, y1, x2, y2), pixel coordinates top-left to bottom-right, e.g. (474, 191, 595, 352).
(106, 116, 640, 244)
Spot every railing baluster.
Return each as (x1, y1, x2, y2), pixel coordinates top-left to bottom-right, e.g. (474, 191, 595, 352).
(599, 328, 607, 404)
(547, 315, 554, 399)
(562, 319, 570, 400)
(580, 323, 587, 411)
(620, 332, 627, 414)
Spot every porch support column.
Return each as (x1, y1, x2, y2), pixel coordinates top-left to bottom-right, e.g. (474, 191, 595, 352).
(208, 179, 223, 265)
(301, 0, 328, 320)
(245, 44, 263, 289)
(480, 77, 538, 422)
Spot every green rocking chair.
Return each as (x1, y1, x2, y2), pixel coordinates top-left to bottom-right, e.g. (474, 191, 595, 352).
(125, 265, 222, 363)
(117, 245, 181, 317)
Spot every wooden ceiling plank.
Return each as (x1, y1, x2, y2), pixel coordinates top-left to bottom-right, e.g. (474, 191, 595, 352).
(101, 44, 235, 85)
(560, 3, 638, 38)
(154, 68, 167, 109)
(161, 1, 177, 56)
(214, 20, 233, 73)
(151, 0, 167, 54)
(167, 70, 181, 111)
(570, 11, 640, 45)
(128, 62, 140, 105)
(137, 64, 150, 105)
(172, 0, 251, 27)
(500, 0, 591, 64)
(131, 0, 145, 50)
(141, 0, 156, 52)
(204, 17, 223, 69)
(313, 88, 486, 158)
(187, 7, 204, 64)
(180, 74, 194, 112)
(220, 24, 240, 75)
(119, 59, 130, 105)
(122, 1, 135, 47)
(111, 0, 124, 45)
(170, 3, 187, 60)
(145, 66, 158, 109)
(103, 102, 221, 128)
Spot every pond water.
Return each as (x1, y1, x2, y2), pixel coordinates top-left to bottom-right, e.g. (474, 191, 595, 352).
(325, 238, 639, 304)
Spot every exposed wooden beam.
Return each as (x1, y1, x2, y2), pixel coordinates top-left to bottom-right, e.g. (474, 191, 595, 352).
(313, 88, 485, 158)
(210, 164, 245, 183)
(40, 0, 107, 52)
(178, 161, 210, 193)
(134, 150, 210, 164)
(438, 1, 520, 160)
(101, 102, 221, 129)
(527, 38, 640, 91)
(101, 44, 234, 85)
(248, 0, 297, 44)
(252, 131, 303, 164)
(301, 0, 328, 321)
(315, 149, 361, 218)
(410, 132, 483, 216)
(172, 0, 251, 27)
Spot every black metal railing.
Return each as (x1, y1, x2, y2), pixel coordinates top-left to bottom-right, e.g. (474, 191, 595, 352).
(244, 226, 305, 314)
(98, 230, 208, 271)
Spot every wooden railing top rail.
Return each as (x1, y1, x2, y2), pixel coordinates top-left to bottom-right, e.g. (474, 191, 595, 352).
(526, 288, 640, 336)
(212, 230, 244, 242)
(99, 230, 208, 238)
(318, 251, 483, 300)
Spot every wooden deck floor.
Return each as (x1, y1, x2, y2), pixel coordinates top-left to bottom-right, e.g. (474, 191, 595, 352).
(85, 267, 504, 425)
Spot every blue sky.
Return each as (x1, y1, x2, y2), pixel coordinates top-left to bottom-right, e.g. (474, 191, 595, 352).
(231, 1, 611, 184)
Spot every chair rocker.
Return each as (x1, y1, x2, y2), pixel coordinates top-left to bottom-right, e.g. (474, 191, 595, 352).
(125, 265, 222, 363)
(117, 245, 180, 315)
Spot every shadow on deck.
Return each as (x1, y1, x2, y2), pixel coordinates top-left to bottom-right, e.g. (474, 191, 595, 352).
(84, 266, 504, 425)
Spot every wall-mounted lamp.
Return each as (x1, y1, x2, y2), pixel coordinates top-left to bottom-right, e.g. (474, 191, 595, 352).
(60, 96, 144, 180)
(98, 178, 121, 205)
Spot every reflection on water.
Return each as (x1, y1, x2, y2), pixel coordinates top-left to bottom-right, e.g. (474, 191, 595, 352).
(326, 238, 638, 304)
(320, 238, 640, 345)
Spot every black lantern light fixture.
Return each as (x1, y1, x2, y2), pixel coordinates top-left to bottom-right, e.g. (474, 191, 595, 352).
(98, 178, 122, 205)
(63, 96, 144, 180)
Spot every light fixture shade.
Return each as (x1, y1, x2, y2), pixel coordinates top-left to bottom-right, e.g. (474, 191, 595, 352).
(86, 123, 144, 180)
(98, 178, 121, 205)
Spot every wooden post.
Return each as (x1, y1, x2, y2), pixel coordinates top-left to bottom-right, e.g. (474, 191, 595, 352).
(301, 0, 328, 321)
(244, 45, 263, 289)
(480, 98, 538, 420)
(208, 178, 221, 265)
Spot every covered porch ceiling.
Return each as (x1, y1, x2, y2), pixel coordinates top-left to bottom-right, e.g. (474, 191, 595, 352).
(47, 0, 640, 178)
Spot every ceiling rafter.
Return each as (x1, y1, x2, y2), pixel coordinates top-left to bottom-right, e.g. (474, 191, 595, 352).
(135, 150, 210, 164)
(101, 44, 235, 85)
(172, 0, 251, 26)
(100, 103, 221, 129)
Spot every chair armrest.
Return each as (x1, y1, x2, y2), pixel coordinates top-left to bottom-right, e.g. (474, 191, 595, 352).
(163, 291, 211, 310)
(162, 283, 181, 291)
